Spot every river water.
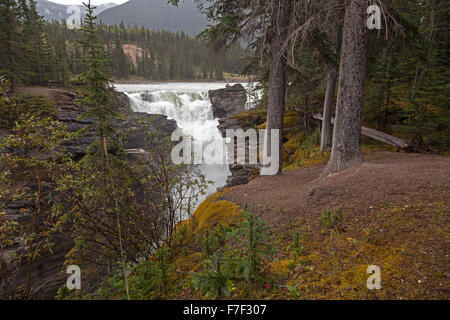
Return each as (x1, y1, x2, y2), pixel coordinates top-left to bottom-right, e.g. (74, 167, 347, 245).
(114, 82, 247, 203)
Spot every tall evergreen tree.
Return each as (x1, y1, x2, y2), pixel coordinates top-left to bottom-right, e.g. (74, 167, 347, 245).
(75, 0, 129, 299)
(20, 0, 54, 85)
(320, 0, 345, 152)
(322, 0, 369, 176)
(0, 0, 21, 91)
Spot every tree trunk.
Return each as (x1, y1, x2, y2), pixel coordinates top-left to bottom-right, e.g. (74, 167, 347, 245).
(320, 68, 337, 151)
(264, 0, 290, 175)
(314, 114, 409, 150)
(320, 1, 344, 152)
(6, 2, 15, 92)
(322, 0, 369, 176)
(382, 58, 392, 131)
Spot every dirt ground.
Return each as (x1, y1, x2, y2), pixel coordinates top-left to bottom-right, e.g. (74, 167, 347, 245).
(221, 152, 448, 226)
(219, 152, 449, 299)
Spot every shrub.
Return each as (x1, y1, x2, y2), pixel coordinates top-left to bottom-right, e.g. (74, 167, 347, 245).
(14, 94, 57, 118)
(190, 207, 275, 298)
(300, 128, 321, 151)
(96, 247, 173, 300)
(290, 230, 305, 262)
(320, 209, 343, 229)
(0, 93, 57, 128)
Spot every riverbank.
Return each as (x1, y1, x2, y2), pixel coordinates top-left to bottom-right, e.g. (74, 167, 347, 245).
(112, 76, 254, 85)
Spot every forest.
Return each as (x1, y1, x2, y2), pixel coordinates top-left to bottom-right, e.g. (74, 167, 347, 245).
(0, 0, 249, 87)
(0, 0, 449, 304)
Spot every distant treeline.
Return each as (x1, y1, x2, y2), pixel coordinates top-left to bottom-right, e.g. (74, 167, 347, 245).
(46, 21, 251, 82)
(0, 0, 251, 90)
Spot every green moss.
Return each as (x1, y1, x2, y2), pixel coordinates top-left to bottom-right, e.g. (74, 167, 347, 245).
(283, 111, 300, 129)
(283, 133, 307, 154)
(231, 109, 267, 129)
(184, 190, 242, 233)
(269, 259, 293, 276)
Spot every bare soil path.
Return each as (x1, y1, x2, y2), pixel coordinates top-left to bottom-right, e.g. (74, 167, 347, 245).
(222, 152, 449, 228)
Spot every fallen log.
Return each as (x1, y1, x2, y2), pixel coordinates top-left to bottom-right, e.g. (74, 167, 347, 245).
(313, 114, 409, 150)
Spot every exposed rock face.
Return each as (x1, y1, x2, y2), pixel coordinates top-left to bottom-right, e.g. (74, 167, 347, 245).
(0, 88, 177, 299)
(10, 87, 177, 155)
(53, 89, 177, 155)
(209, 84, 247, 119)
(1, 232, 73, 299)
(218, 116, 261, 188)
(140, 91, 156, 102)
(209, 84, 262, 188)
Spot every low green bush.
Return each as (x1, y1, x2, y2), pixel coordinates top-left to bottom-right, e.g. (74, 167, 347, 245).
(0, 94, 57, 128)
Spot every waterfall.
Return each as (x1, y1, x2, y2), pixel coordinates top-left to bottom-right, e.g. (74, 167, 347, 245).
(114, 82, 240, 202)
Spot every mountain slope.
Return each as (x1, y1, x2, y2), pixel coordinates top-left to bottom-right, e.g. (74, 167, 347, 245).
(36, 0, 117, 22)
(98, 0, 209, 35)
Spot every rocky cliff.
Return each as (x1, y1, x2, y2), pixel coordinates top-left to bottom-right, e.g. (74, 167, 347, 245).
(0, 87, 176, 299)
(208, 85, 263, 188)
(22, 88, 177, 156)
(209, 84, 247, 119)
(217, 116, 261, 188)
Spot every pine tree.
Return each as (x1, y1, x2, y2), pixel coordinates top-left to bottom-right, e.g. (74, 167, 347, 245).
(0, 0, 21, 91)
(112, 38, 128, 79)
(20, 0, 54, 85)
(75, 0, 130, 300)
(76, 0, 116, 152)
(322, 0, 369, 176)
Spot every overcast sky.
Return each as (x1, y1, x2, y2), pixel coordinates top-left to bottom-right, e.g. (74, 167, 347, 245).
(49, 0, 129, 5)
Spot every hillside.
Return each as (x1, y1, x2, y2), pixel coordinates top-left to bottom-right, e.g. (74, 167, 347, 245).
(162, 152, 450, 299)
(218, 152, 449, 299)
(36, 0, 117, 22)
(97, 0, 208, 35)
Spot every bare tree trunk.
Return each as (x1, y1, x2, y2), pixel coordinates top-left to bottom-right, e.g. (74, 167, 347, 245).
(320, 69, 337, 151)
(320, 1, 344, 152)
(411, 3, 436, 105)
(382, 58, 392, 131)
(265, 0, 290, 175)
(6, 2, 15, 93)
(322, 0, 368, 176)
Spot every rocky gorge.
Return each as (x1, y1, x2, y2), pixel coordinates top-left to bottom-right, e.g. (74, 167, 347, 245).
(2, 82, 258, 299)
(0, 87, 176, 299)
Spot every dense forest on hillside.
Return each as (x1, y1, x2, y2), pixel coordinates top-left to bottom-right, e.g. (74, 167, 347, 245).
(0, 0, 250, 88)
(0, 0, 449, 303)
(45, 21, 249, 82)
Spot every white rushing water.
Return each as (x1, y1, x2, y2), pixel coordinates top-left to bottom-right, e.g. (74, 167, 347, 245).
(114, 82, 247, 200)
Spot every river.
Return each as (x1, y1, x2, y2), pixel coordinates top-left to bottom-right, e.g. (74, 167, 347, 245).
(114, 82, 247, 205)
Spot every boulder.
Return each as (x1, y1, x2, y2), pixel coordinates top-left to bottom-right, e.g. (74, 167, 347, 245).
(140, 91, 156, 102)
(209, 84, 247, 119)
